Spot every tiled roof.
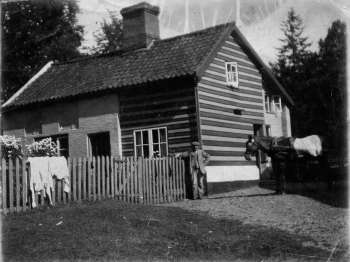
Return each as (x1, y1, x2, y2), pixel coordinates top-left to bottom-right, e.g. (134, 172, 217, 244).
(4, 23, 233, 108)
(3, 22, 293, 109)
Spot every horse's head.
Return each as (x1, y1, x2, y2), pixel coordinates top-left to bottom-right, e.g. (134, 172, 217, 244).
(244, 135, 258, 161)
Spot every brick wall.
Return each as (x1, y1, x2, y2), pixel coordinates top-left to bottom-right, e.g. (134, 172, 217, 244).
(2, 93, 121, 158)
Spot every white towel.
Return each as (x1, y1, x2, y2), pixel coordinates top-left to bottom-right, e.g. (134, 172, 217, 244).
(28, 157, 53, 207)
(48, 157, 70, 193)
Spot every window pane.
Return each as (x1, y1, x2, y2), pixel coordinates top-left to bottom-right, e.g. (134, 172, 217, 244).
(136, 131, 141, 145)
(143, 145, 150, 158)
(153, 144, 160, 157)
(142, 130, 149, 144)
(152, 129, 159, 143)
(232, 64, 236, 72)
(160, 143, 167, 157)
(160, 128, 166, 142)
(226, 63, 230, 72)
(136, 146, 143, 157)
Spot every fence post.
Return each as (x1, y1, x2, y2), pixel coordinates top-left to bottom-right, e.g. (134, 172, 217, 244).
(137, 157, 143, 204)
(97, 156, 101, 201)
(106, 156, 110, 199)
(182, 159, 186, 199)
(87, 158, 92, 201)
(82, 158, 87, 201)
(15, 158, 20, 212)
(72, 158, 77, 202)
(111, 156, 115, 199)
(130, 157, 134, 203)
(9, 158, 14, 213)
(22, 159, 27, 211)
(101, 156, 105, 200)
(78, 157, 82, 202)
(92, 157, 97, 201)
(1, 159, 6, 213)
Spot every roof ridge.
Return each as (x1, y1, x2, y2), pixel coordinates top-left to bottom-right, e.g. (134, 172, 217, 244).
(53, 22, 235, 67)
(157, 22, 235, 43)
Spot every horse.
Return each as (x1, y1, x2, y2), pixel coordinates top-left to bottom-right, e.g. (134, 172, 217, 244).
(244, 134, 330, 193)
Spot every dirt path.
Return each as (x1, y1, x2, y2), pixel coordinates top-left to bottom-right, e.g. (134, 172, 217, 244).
(164, 186, 349, 252)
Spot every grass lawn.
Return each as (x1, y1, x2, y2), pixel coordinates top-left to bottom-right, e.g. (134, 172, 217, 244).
(2, 196, 346, 262)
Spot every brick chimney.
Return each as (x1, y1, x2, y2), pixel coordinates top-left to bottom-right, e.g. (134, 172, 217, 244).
(121, 2, 160, 51)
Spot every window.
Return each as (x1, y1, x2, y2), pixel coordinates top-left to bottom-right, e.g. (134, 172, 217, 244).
(264, 95, 270, 112)
(264, 95, 282, 113)
(134, 127, 167, 158)
(87, 132, 111, 157)
(265, 125, 271, 136)
(35, 134, 69, 158)
(225, 62, 239, 87)
(272, 96, 282, 112)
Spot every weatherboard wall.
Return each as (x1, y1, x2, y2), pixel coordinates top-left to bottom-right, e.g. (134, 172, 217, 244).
(119, 80, 198, 157)
(197, 34, 265, 168)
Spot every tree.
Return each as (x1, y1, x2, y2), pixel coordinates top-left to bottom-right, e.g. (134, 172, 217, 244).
(315, 20, 346, 152)
(1, 0, 84, 101)
(270, 8, 313, 136)
(273, 8, 312, 76)
(91, 11, 123, 54)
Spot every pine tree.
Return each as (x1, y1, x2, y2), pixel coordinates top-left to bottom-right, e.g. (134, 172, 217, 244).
(270, 8, 313, 136)
(274, 8, 312, 75)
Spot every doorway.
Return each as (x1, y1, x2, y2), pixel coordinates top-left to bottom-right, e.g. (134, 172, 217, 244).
(88, 132, 111, 156)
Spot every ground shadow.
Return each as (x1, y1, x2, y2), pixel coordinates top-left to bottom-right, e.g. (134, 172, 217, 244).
(260, 181, 348, 208)
(208, 192, 277, 200)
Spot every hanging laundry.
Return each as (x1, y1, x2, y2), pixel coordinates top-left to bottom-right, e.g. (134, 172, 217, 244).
(48, 157, 70, 193)
(27, 157, 53, 208)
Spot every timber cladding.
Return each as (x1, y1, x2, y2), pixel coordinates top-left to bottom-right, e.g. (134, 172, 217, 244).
(198, 35, 264, 166)
(119, 79, 198, 157)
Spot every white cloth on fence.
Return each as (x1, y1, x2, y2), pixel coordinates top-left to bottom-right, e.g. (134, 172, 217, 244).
(48, 157, 70, 193)
(28, 157, 53, 208)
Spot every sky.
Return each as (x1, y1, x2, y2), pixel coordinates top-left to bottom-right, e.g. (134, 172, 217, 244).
(77, 0, 349, 62)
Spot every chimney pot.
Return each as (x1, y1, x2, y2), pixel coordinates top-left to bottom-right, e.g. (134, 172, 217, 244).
(121, 2, 160, 51)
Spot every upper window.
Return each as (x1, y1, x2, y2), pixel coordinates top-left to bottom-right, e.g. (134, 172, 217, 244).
(265, 95, 282, 113)
(225, 62, 239, 87)
(134, 127, 167, 158)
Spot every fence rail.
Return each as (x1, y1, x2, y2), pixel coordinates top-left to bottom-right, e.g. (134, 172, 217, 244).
(0, 156, 186, 214)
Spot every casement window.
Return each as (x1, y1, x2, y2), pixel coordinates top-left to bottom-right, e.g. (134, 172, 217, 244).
(35, 134, 69, 158)
(225, 62, 239, 87)
(264, 95, 282, 113)
(272, 96, 282, 112)
(134, 127, 168, 158)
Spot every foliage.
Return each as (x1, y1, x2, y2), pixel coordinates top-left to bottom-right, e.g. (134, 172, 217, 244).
(91, 11, 123, 54)
(1, 0, 84, 101)
(26, 138, 58, 157)
(315, 20, 346, 151)
(0, 135, 23, 159)
(271, 11, 346, 155)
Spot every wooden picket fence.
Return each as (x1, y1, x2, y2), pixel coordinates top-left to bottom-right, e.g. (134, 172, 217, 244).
(0, 156, 186, 214)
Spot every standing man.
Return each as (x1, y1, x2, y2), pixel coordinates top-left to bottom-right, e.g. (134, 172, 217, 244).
(176, 141, 210, 199)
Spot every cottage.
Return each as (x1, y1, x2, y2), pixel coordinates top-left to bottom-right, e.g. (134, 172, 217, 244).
(1, 2, 293, 194)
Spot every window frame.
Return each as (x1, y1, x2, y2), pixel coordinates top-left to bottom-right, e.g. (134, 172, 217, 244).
(133, 127, 168, 158)
(264, 94, 282, 113)
(225, 62, 239, 88)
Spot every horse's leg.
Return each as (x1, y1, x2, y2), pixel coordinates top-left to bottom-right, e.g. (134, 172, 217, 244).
(272, 157, 283, 194)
